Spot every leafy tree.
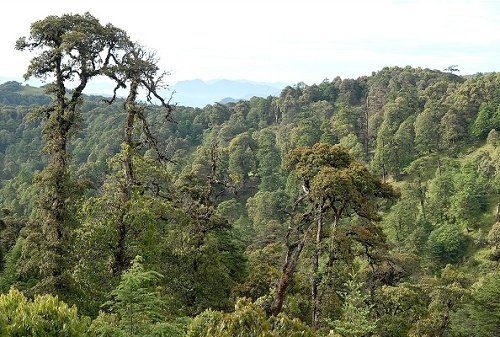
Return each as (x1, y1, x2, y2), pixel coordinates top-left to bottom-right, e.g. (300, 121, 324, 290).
(102, 43, 174, 275)
(73, 77, 174, 313)
(154, 143, 248, 317)
(339, 134, 365, 162)
(253, 128, 285, 191)
(15, 12, 130, 298)
(372, 96, 415, 180)
(233, 242, 283, 302)
(0, 238, 25, 293)
(227, 132, 257, 188)
(426, 224, 469, 268)
(487, 128, 500, 146)
(73, 156, 172, 316)
(271, 143, 397, 327)
(414, 80, 456, 154)
(374, 283, 427, 337)
(487, 222, 500, 260)
(425, 168, 456, 224)
(471, 102, 495, 139)
(187, 298, 315, 337)
(247, 190, 287, 241)
(410, 265, 471, 337)
(451, 271, 500, 337)
(0, 287, 92, 336)
(330, 105, 360, 140)
(448, 161, 488, 229)
(246, 96, 274, 129)
(382, 182, 429, 254)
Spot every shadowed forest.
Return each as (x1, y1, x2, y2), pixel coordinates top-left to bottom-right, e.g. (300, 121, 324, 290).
(0, 12, 499, 337)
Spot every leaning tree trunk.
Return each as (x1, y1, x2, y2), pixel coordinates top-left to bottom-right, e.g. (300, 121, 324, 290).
(271, 220, 315, 316)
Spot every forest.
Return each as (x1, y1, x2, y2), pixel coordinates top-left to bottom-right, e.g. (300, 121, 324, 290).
(0, 12, 499, 337)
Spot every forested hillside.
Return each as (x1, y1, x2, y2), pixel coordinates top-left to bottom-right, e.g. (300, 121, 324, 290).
(1, 13, 500, 337)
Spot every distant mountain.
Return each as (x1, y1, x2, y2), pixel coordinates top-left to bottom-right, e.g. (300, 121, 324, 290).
(0, 77, 288, 108)
(165, 79, 288, 108)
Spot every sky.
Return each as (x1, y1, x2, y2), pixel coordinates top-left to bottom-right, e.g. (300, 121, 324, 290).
(2, 0, 500, 86)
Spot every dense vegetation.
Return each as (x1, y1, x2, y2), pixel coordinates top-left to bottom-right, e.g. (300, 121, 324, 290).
(1, 12, 499, 337)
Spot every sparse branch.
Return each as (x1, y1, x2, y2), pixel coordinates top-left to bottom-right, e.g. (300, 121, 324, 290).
(136, 110, 173, 163)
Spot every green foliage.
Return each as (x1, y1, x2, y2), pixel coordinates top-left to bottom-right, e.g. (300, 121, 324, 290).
(13, 12, 132, 300)
(328, 279, 377, 337)
(487, 222, 500, 260)
(426, 224, 469, 268)
(4, 55, 500, 335)
(285, 143, 398, 225)
(234, 242, 283, 301)
(187, 298, 315, 337)
(0, 287, 92, 336)
(425, 169, 456, 224)
(381, 182, 429, 254)
(451, 271, 500, 337)
(374, 283, 427, 337)
(471, 102, 495, 139)
(93, 255, 166, 337)
(410, 265, 472, 337)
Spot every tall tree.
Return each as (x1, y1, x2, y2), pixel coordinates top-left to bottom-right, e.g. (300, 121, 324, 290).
(104, 44, 174, 275)
(71, 45, 175, 315)
(270, 143, 397, 328)
(15, 12, 130, 298)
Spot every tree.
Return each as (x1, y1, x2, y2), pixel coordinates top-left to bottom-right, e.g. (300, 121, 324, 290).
(253, 128, 285, 191)
(227, 132, 257, 188)
(471, 102, 494, 139)
(426, 224, 469, 269)
(73, 155, 172, 316)
(156, 143, 247, 317)
(414, 80, 457, 154)
(187, 298, 315, 337)
(372, 96, 415, 180)
(410, 265, 471, 337)
(451, 271, 500, 337)
(448, 161, 488, 229)
(444, 65, 459, 74)
(102, 43, 174, 275)
(15, 12, 130, 298)
(270, 143, 397, 328)
(374, 283, 427, 337)
(0, 287, 92, 336)
(339, 134, 365, 162)
(93, 255, 167, 337)
(487, 222, 500, 260)
(327, 278, 378, 337)
(381, 182, 428, 254)
(425, 169, 455, 224)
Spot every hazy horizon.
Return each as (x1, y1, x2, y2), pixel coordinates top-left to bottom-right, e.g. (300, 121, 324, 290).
(1, 0, 499, 85)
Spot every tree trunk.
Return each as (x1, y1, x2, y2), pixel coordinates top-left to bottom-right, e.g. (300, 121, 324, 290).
(112, 80, 139, 276)
(271, 221, 315, 316)
(496, 200, 500, 223)
(311, 210, 323, 329)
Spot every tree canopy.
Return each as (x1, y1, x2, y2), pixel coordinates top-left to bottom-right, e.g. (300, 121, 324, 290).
(0, 13, 499, 337)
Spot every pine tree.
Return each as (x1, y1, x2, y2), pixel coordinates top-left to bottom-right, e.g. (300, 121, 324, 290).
(328, 278, 378, 337)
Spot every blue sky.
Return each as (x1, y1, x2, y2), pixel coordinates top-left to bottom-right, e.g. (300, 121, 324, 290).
(2, 0, 500, 86)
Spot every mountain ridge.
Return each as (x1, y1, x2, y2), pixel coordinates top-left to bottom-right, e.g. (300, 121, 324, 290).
(166, 79, 288, 107)
(0, 76, 289, 108)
